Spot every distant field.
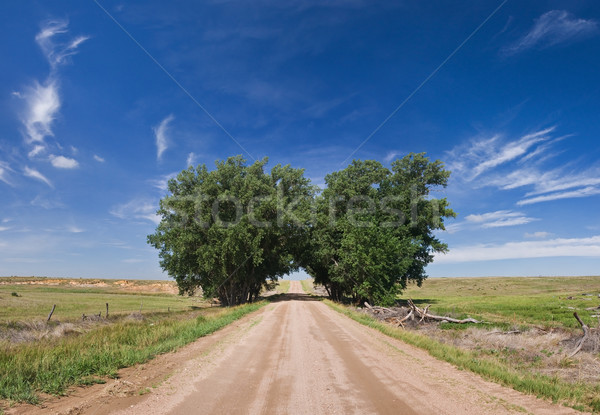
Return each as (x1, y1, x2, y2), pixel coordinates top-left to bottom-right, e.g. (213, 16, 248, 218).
(402, 276, 600, 328)
(0, 277, 201, 322)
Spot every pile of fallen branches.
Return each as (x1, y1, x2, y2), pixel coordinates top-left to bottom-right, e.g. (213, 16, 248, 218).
(362, 299, 481, 328)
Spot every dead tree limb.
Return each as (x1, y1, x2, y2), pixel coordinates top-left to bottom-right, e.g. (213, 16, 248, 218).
(407, 299, 481, 324)
(568, 312, 590, 358)
(394, 309, 414, 328)
(485, 330, 521, 336)
(419, 305, 431, 323)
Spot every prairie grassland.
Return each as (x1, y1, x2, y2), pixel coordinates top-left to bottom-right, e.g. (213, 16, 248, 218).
(401, 276, 600, 328)
(0, 277, 197, 322)
(322, 276, 600, 412)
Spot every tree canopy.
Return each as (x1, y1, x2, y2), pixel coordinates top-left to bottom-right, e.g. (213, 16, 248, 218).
(149, 153, 454, 306)
(300, 153, 455, 305)
(148, 156, 315, 306)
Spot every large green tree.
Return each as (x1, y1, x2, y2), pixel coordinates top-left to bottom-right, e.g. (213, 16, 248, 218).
(301, 153, 455, 305)
(148, 156, 314, 306)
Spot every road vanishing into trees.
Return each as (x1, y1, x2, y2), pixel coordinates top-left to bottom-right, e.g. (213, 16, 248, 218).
(16, 281, 585, 415)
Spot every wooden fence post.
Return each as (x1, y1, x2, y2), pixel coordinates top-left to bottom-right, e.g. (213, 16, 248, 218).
(47, 304, 56, 322)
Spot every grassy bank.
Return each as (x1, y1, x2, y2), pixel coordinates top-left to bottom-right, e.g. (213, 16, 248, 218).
(0, 301, 266, 404)
(325, 300, 600, 412)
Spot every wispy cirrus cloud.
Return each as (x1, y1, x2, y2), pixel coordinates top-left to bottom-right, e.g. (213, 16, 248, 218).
(15, 19, 87, 170)
(465, 210, 537, 228)
(448, 126, 600, 206)
(518, 186, 600, 206)
(150, 172, 178, 192)
(383, 150, 401, 164)
(186, 152, 198, 167)
(446, 210, 536, 233)
(21, 80, 61, 145)
(503, 10, 598, 55)
(448, 127, 555, 181)
(154, 114, 174, 161)
(110, 199, 160, 225)
(524, 231, 553, 239)
(50, 155, 79, 169)
(24, 166, 53, 188)
(436, 235, 600, 263)
(35, 20, 90, 69)
(93, 155, 105, 163)
(0, 161, 16, 186)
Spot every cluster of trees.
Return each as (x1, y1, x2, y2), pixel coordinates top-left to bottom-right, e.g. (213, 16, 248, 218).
(148, 153, 455, 306)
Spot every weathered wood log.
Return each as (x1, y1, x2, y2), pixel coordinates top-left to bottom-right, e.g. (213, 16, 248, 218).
(485, 330, 521, 336)
(393, 309, 414, 328)
(419, 305, 431, 323)
(568, 312, 590, 358)
(407, 299, 481, 324)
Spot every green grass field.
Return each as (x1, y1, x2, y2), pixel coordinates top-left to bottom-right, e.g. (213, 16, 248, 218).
(402, 276, 600, 328)
(0, 277, 199, 322)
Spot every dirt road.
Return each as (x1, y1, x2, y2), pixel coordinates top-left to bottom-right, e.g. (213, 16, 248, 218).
(13, 281, 585, 415)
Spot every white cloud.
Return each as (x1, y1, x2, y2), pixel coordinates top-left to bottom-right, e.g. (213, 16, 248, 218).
(448, 130, 550, 182)
(517, 186, 600, 206)
(24, 166, 53, 188)
(66, 225, 84, 233)
(0, 227, 10, 232)
(0, 161, 15, 186)
(436, 236, 600, 263)
(110, 199, 161, 225)
(504, 10, 598, 55)
(154, 115, 174, 161)
(16, 20, 88, 160)
(151, 172, 178, 192)
(383, 151, 401, 163)
(186, 152, 198, 167)
(50, 155, 79, 169)
(465, 210, 537, 229)
(449, 127, 600, 205)
(450, 210, 537, 231)
(21, 80, 60, 145)
(35, 20, 89, 68)
(525, 231, 553, 239)
(93, 155, 105, 163)
(28, 145, 46, 158)
(31, 195, 65, 209)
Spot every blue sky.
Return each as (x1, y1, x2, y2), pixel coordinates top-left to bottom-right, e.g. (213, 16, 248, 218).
(1, 1, 600, 279)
